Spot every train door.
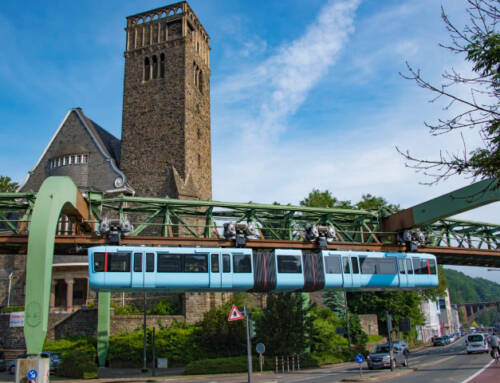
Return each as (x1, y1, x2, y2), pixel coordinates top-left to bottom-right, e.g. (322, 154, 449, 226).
(341, 255, 353, 288)
(209, 252, 222, 289)
(398, 258, 408, 287)
(406, 257, 415, 288)
(350, 256, 361, 288)
(221, 253, 232, 289)
(131, 252, 144, 289)
(144, 252, 155, 288)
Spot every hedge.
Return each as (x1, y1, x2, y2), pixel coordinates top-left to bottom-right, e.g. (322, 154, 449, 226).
(184, 354, 319, 375)
(44, 337, 97, 379)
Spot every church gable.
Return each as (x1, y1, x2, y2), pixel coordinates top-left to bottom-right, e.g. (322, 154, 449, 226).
(20, 108, 129, 193)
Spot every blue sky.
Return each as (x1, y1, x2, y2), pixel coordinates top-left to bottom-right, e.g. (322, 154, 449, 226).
(0, 0, 498, 283)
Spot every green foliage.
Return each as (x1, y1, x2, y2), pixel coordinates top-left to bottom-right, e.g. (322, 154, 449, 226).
(476, 310, 500, 327)
(355, 194, 399, 212)
(0, 305, 24, 313)
(0, 176, 19, 192)
(346, 313, 368, 347)
(43, 337, 97, 379)
(108, 324, 199, 367)
(366, 334, 384, 344)
(322, 290, 346, 318)
(110, 299, 180, 315)
(442, 268, 500, 303)
(309, 306, 348, 360)
(300, 189, 352, 209)
(347, 291, 424, 338)
(255, 293, 310, 356)
(195, 303, 247, 357)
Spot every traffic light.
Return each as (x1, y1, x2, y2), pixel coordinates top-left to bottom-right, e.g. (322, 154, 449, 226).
(249, 319, 256, 338)
(146, 330, 152, 344)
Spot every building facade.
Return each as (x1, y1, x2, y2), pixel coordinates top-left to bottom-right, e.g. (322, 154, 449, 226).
(1, 2, 217, 339)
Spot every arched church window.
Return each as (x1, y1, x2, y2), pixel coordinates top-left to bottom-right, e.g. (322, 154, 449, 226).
(198, 70, 203, 93)
(160, 53, 165, 78)
(144, 57, 150, 81)
(152, 55, 158, 79)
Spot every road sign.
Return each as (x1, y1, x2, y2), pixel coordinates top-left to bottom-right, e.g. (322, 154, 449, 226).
(27, 369, 38, 380)
(355, 354, 365, 364)
(256, 343, 265, 354)
(228, 305, 244, 321)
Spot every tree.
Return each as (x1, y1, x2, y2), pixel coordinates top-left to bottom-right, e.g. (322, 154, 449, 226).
(400, 0, 500, 183)
(255, 293, 310, 356)
(323, 290, 347, 318)
(0, 176, 19, 192)
(300, 189, 351, 209)
(355, 194, 399, 212)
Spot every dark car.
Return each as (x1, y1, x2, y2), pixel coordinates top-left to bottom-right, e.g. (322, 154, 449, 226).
(367, 344, 408, 370)
(433, 337, 447, 346)
(8, 352, 61, 375)
(0, 352, 6, 372)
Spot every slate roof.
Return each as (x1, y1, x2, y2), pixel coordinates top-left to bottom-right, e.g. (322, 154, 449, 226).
(76, 108, 121, 166)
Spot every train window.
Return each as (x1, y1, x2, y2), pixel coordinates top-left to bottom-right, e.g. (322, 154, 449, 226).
(406, 258, 413, 274)
(157, 253, 182, 272)
(185, 254, 208, 272)
(233, 254, 252, 273)
(94, 252, 105, 272)
(134, 253, 142, 272)
(351, 257, 359, 274)
(325, 255, 341, 274)
(146, 253, 154, 272)
(342, 257, 350, 274)
(223, 254, 231, 272)
(429, 259, 437, 274)
(108, 253, 131, 272)
(398, 259, 406, 274)
(211, 254, 219, 272)
(412, 258, 427, 275)
(277, 255, 302, 273)
(378, 258, 397, 274)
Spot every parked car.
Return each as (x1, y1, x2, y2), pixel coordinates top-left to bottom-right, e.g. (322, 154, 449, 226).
(433, 337, 447, 346)
(367, 344, 408, 370)
(466, 333, 489, 354)
(8, 352, 61, 375)
(392, 340, 410, 356)
(0, 352, 6, 372)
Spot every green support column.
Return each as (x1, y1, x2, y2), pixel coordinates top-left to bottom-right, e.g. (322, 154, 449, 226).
(97, 292, 111, 367)
(24, 177, 87, 354)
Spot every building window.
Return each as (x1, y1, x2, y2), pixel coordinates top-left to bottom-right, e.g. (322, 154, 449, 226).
(160, 53, 165, 78)
(198, 154, 201, 167)
(62, 156, 66, 166)
(81, 154, 88, 163)
(49, 154, 89, 169)
(144, 57, 150, 81)
(74, 155, 79, 164)
(197, 128, 201, 139)
(68, 155, 72, 165)
(152, 55, 158, 79)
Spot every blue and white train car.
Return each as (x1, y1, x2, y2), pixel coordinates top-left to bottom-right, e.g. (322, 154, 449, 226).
(88, 246, 438, 292)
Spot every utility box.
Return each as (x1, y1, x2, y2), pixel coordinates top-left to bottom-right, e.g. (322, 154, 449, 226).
(157, 358, 168, 368)
(16, 357, 50, 383)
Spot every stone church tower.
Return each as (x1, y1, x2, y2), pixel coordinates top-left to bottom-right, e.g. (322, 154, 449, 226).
(120, 1, 211, 200)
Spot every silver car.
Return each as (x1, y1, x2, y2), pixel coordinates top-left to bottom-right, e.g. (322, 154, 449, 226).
(367, 344, 408, 370)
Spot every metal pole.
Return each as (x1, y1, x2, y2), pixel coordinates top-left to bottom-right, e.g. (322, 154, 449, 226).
(345, 291, 351, 349)
(7, 272, 13, 307)
(244, 306, 253, 383)
(386, 311, 393, 372)
(143, 291, 147, 371)
(152, 328, 156, 377)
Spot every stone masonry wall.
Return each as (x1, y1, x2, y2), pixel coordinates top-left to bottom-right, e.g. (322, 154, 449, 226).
(359, 314, 379, 335)
(0, 254, 26, 308)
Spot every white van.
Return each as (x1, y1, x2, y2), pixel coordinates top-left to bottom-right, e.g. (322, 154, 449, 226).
(466, 333, 489, 354)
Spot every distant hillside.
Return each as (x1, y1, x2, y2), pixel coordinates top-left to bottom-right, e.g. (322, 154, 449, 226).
(442, 268, 500, 303)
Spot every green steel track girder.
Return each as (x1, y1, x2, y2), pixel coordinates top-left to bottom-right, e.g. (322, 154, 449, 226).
(24, 177, 89, 354)
(383, 178, 500, 232)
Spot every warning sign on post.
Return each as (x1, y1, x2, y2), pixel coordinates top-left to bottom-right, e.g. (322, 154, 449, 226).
(228, 305, 244, 321)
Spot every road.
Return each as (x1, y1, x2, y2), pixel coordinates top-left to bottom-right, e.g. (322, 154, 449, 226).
(0, 337, 496, 382)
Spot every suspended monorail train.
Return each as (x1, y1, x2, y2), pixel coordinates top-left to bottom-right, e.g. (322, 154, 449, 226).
(88, 246, 438, 292)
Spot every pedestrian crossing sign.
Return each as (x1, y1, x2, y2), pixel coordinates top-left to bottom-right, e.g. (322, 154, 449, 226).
(228, 305, 244, 321)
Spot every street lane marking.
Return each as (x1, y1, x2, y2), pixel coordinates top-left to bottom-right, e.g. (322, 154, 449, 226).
(460, 359, 495, 383)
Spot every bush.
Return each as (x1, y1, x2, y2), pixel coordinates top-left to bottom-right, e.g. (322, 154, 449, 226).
(55, 343, 97, 379)
(184, 355, 276, 375)
(148, 299, 180, 315)
(44, 337, 97, 379)
(108, 324, 200, 367)
(0, 305, 24, 313)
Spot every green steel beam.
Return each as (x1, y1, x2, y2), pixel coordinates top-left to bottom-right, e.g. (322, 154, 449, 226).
(97, 291, 111, 367)
(383, 178, 500, 233)
(24, 177, 89, 354)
